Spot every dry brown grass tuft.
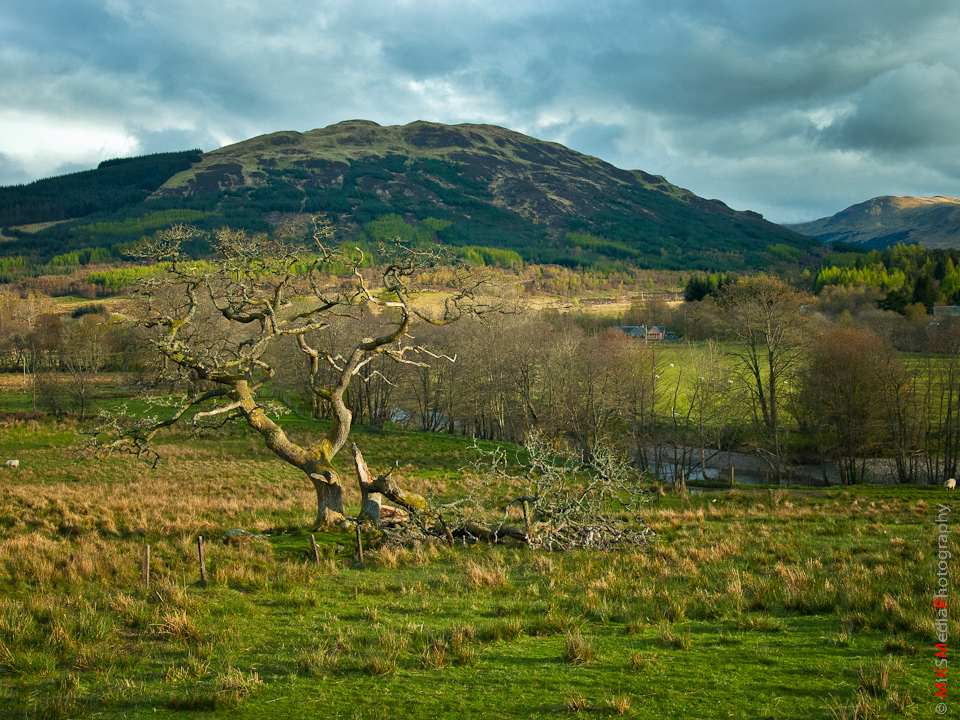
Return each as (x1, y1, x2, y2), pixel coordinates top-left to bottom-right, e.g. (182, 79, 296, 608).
(465, 560, 508, 590)
(629, 652, 658, 671)
(213, 666, 263, 708)
(419, 639, 449, 669)
(880, 594, 902, 617)
(829, 691, 883, 720)
(152, 610, 202, 644)
(774, 561, 810, 596)
(564, 692, 589, 713)
(655, 623, 692, 650)
(296, 646, 341, 677)
(606, 693, 631, 715)
(561, 628, 597, 665)
(691, 536, 742, 563)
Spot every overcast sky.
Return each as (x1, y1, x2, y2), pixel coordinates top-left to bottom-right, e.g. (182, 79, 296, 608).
(2, 1, 959, 223)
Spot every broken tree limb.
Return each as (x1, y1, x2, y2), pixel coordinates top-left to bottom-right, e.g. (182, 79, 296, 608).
(452, 522, 527, 544)
(350, 443, 459, 545)
(352, 443, 384, 527)
(352, 443, 434, 525)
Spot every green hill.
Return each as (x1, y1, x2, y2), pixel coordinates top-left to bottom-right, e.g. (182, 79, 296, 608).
(786, 195, 960, 249)
(0, 121, 818, 271)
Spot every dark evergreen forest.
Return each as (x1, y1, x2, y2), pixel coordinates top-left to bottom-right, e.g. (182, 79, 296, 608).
(0, 150, 202, 227)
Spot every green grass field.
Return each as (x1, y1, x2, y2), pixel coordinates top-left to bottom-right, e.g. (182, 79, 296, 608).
(0, 376, 954, 719)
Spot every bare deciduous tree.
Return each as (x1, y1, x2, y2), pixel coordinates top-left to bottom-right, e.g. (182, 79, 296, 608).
(717, 275, 809, 480)
(92, 217, 495, 527)
(685, 340, 735, 483)
(798, 326, 888, 485)
(925, 319, 960, 482)
(61, 313, 114, 421)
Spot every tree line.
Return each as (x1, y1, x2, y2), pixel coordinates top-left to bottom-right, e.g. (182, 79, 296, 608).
(686, 242, 960, 319)
(0, 293, 134, 421)
(3, 259, 960, 487)
(0, 150, 202, 227)
(266, 275, 960, 486)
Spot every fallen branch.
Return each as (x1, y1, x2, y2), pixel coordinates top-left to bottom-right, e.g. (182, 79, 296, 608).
(350, 438, 657, 551)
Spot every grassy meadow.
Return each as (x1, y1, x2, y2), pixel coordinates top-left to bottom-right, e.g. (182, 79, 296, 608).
(0, 376, 955, 719)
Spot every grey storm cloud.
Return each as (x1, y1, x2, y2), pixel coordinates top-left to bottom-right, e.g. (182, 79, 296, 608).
(826, 63, 960, 153)
(2, 0, 960, 223)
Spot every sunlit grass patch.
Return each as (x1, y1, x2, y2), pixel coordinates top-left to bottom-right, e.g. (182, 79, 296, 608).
(0, 410, 949, 719)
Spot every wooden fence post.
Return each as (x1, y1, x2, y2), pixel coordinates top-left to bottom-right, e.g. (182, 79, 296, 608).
(731, 466, 735, 488)
(310, 534, 320, 564)
(141, 545, 150, 589)
(354, 524, 364, 564)
(197, 536, 207, 585)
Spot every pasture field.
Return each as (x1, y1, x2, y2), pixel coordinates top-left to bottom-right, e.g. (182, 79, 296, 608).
(0, 390, 955, 719)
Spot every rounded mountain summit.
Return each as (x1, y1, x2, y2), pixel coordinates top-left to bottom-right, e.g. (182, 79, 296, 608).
(154, 120, 814, 271)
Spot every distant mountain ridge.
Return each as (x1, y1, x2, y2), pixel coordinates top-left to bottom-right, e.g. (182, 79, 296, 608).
(150, 120, 815, 269)
(786, 196, 960, 249)
(1, 120, 817, 270)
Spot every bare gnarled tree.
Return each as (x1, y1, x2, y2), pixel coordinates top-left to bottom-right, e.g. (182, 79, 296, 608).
(92, 216, 495, 527)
